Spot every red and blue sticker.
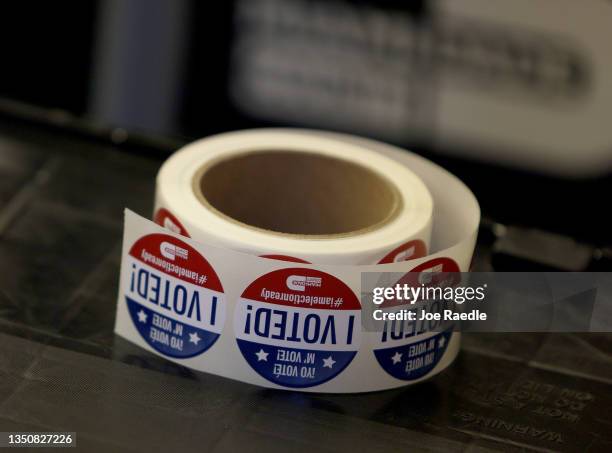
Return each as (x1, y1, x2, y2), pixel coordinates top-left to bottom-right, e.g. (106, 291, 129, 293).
(373, 257, 459, 381)
(234, 268, 361, 388)
(125, 233, 226, 358)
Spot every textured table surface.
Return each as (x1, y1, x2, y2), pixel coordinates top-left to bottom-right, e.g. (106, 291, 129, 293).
(0, 119, 610, 452)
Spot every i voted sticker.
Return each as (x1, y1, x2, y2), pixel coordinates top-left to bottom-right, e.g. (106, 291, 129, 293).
(373, 258, 459, 381)
(234, 268, 361, 388)
(124, 233, 226, 358)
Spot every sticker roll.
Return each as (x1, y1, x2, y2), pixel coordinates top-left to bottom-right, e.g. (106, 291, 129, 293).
(115, 129, 480, 393)
(154, 130, 434, 264)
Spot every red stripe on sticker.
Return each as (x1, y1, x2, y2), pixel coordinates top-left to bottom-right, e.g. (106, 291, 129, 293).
(129, 233, 223, 292)
(242, 268, 360, 310)
(154, 208, 190, 237)
(378, 240, 427, 264)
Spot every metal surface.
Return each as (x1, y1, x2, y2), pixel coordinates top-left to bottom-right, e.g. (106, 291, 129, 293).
(0, 119, 610, 452)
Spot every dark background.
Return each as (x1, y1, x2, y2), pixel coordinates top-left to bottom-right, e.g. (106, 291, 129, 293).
(0, 0, 611, 249)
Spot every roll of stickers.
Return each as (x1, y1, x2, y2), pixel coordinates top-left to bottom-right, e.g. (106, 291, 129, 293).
(154, 130, 434, 264)
(114, 129, 480, 393)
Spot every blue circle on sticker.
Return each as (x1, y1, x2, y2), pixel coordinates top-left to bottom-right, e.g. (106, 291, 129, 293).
(124, 234, 226, 358)
(374, 329, 452, 381)
(234, 268, 361, 388)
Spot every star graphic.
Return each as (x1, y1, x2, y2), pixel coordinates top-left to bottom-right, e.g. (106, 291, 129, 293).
(391, 351, 403, 364)
(438, 336, 446, 348)
(189, 332, 201, 345)
(255, 349, 269, 361)
(137, 310, 148, 323)
(322, 356, 336, 368)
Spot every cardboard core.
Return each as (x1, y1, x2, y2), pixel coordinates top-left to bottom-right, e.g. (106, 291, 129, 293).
(194, 150, 401, 236)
